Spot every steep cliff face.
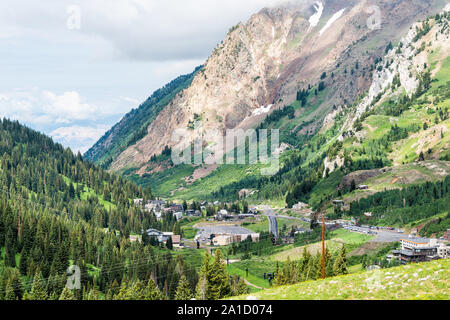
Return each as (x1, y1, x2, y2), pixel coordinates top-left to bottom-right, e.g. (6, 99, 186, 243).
(323, 3, 450, 176)
(92, 0, 447, 174)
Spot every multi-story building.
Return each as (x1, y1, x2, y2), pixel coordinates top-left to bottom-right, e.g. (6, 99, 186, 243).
(437, 243, 449, 259)
(393, 237, 439, 264)
(212, 233, 260, 246)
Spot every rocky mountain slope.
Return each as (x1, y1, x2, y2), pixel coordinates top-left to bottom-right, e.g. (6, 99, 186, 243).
(86, 0, 448, 177)
(323, 2, 450, 175)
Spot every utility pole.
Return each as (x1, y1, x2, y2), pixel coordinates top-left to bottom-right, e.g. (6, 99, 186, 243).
(322, 214, 325, 280)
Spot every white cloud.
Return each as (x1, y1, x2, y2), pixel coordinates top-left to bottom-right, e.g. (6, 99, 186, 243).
(42, 91, 97, 122)
(50, 125, 109, 153)
(0, 0, 298, 62)
(0, 87, 132, 153)
(0, 0, 315, 153)
(0, 88, 99, 125)
(51, 125, 107, 142)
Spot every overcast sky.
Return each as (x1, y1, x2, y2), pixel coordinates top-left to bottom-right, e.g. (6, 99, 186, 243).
(0, 0, 296, 154)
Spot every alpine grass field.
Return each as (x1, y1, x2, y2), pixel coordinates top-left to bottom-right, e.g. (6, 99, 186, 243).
(232, 259, 449, 300)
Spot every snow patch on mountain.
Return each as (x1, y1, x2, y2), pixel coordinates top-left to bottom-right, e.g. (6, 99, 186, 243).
(320, 8, 346, 36)
(309, 1, 323, 29)
(253, 105, 273, 116)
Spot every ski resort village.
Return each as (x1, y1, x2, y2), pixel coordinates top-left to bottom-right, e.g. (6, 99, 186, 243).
(131, 198, 450, 268)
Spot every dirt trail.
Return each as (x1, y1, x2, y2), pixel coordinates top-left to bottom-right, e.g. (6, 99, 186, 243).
(244, 279, 263, 290)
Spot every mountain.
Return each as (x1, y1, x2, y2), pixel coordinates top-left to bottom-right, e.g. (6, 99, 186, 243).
(1, 1, 450, 301)
(88, 0, 448, 173)
(85, 0, 450, 207)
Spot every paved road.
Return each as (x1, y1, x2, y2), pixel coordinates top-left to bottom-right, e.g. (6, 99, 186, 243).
(268, 216, 278, 238)
(261, 206, 279, 238)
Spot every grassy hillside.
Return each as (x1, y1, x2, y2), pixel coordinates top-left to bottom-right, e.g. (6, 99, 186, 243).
(271, 229, 374, 262)
(0, 119, 201, 301)
(231, 259, 450, 300)
(225, 229, 376, 290)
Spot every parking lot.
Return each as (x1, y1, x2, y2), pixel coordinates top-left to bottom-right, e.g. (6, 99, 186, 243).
(194, 225, 254, 243)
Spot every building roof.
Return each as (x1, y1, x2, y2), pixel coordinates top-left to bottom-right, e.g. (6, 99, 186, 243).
(397, 250, 418, 257)
(401, 237, 430, 245)
(146, 229, 163, 235)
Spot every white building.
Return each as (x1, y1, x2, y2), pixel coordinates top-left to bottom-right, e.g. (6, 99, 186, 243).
(212, 233, 260, 246)
(292, 202, 308, 211)
(154, 212, 163, 221)
(174, 212, 183, 221)
(213, 235, 233, 246)
(144, 200, 167, 212)
(437, 243, 449, 259)
(401, 237, 437, 251)
(146, 229, 173, 243)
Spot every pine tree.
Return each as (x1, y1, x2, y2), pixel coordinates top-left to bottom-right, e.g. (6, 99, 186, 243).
(129, 280, 146, 300)
(274, 258, 293, 286)
(19, 248, 29, 275)
(208, 249, 232, 300)
(290, 260, 298, 284)
(299, 247, 311, 281)
(28, 271, 48, 300)
(106, 279, 120, 300)
(324, 246, 334, 277)
(306, 254, 319, 281)
(59, 287, 75, 300)
(166, 237, 173, 250)
(4, 229, 16, 268)
(144, 278, 163, 300)
(175, 275, 193, 300)
(236, 277, 249, 296)
(350, 179, 356, 191)
(173, 222, 181, 235)
(315, 253, 324, 279)
(87, 288, 100, 300)
(333, 246, 348, 276)
(196, 252, 212, 300)
(4, 279, 16, 300)
(49, 291, 59, 300)
(114, 280, 131, 300)
(9, 269, 23, 300)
